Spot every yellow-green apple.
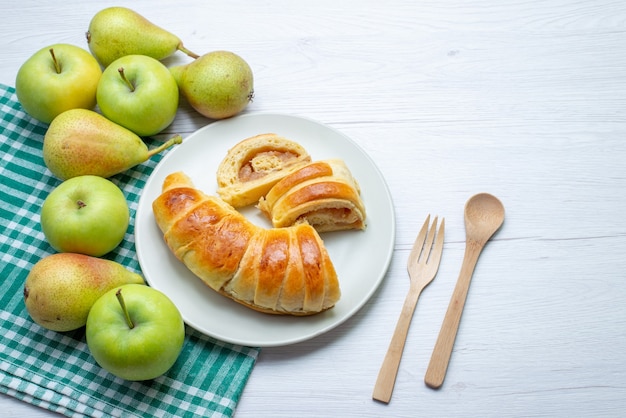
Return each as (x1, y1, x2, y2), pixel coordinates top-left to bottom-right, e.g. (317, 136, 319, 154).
(24, 253, 145, 332)
(96, 54, 178, 136)
(40, 175, 129, 256)
(15, 43, 102, 124)
(86, 284, 185, 381)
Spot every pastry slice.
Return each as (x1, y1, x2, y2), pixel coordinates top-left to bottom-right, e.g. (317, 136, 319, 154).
(258, 159, 367, 232)
(216, 133, 312, 207)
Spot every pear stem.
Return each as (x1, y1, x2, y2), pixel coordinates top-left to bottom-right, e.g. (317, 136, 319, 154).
(178, 43, 200, 59)
(147, 134, 183, 158)
(116, 288, 135, 329)
(117, 67, 135, 92)
(49, 48, 61, 74)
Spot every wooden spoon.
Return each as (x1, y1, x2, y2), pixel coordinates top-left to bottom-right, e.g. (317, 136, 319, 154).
(424, 193, 505, 389)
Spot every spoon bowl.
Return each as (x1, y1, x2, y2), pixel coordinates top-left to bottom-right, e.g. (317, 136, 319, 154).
(464, 193, 505, 244)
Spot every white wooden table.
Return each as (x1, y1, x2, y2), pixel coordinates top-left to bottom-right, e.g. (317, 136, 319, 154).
(2, 1, 625, 416)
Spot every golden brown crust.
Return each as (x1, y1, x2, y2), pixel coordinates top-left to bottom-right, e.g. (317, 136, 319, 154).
(258, 159, 367, 232)
(297, 225, 326, 312)
(255, 229, 290, 309)
(152, 171, 340, 316)
(262, 161, 334, 205)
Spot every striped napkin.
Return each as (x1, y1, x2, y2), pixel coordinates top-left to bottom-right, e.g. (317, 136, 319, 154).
(0, 84, 259, 418)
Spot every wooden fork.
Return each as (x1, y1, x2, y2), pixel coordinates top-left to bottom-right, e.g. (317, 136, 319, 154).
(373, 215, 445, 404)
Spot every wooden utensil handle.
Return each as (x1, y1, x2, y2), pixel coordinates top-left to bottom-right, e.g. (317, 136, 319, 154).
(424, 241, 482, 389)
(372, 285, 421, 403)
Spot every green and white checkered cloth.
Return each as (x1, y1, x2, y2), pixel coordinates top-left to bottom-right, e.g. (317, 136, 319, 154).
(0, 83, 259, 418)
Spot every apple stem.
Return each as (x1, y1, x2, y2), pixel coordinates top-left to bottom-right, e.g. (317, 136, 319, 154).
(146, 135, 183, 158)
(178, 43, 200, 59)
(118, 67, 135, 92)
(49, 48, 61, 74)
(116, 288, 135, 329)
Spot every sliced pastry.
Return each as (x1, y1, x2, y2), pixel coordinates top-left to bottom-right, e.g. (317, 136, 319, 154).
(258, 159, 367, 232)
(216, 133, 312, 207)
(153, 171, 340, 316)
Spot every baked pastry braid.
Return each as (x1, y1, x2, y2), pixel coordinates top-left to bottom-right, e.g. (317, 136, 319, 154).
(257, 159, 367, 232)
(216, 133, 312, 208)
(152, 171, 340, 315)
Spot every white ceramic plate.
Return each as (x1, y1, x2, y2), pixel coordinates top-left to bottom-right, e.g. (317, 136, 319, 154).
(135, 113, 395, 347)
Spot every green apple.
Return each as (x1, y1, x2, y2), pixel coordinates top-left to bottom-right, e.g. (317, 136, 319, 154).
(86, 284, 185, 381)
(40, 175, 129, 257)
(15, 43, 102, 124)
(96, 54, 178, 137)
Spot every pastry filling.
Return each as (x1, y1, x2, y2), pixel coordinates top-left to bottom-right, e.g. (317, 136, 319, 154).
(239, 150, 299, 182)
(299, 207, 363, 229)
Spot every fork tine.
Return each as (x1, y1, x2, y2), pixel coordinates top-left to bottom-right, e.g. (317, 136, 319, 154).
(421, 216, 439, 264)
(429, 218, 445, 269)
(407, 215, 430, 269)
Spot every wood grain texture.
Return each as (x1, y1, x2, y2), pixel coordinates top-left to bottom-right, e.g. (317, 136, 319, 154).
(1, 0, 626, 417)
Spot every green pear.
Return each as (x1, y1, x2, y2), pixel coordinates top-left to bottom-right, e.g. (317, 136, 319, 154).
(171, 50, 254, 120)
(23, 253, 145, 332)
(43, 109, 182, 180)
(86, 7, 198, 67)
